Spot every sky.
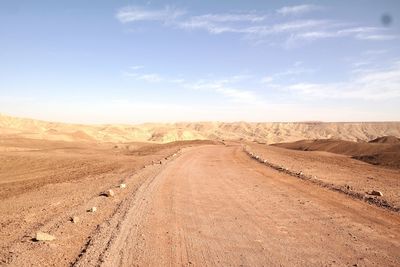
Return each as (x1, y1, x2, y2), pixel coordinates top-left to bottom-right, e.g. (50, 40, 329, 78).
(1, 0, 400, 123)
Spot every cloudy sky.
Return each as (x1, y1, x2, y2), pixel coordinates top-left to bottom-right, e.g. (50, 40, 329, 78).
(1, 0, 400, 123)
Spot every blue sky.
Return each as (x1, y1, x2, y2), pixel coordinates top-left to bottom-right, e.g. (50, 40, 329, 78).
(1, 0, 400, 123)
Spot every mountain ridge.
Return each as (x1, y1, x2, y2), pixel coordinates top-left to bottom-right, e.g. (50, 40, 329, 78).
(1, 113, 400, 143)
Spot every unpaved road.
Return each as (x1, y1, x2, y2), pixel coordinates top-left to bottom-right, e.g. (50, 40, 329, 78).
(76, 145, 400, 266)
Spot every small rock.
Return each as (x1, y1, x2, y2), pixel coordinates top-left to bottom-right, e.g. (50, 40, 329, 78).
(35, 232, 56, 241)
(71, 216, 80, 223)
(119, 183, 126, 189)
(365, 196, 375, 201)
(89, 207, 97, 213)
(369, 190, 383, 196)
(101, 189, 115, 197)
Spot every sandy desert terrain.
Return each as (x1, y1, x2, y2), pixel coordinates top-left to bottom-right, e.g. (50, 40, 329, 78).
(0, 115, 399, 266)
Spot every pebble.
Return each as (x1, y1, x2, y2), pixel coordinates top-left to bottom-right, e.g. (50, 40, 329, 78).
(35, 232, 56, 241)
(89, 207, 97, 213)
(369, 190, 383, 196)
(101, 189, 115, 197)
(71, 216, 80, 224)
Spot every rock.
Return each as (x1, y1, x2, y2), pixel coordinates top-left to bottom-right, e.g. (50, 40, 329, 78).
(365, 195, 375, 201)
(101, 189, 115, 197)
(89, 207, 97, 213)
(119, 183, 126, 189)
(71, 216, 80, 223)
(369, 190, 383, 196)
(35, 232, 56, 241)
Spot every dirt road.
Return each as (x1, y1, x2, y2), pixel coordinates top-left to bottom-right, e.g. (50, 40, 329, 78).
(75, 145, 400, 266)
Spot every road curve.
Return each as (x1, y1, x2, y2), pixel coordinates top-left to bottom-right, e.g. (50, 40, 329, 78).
(81, 145, 400, 266)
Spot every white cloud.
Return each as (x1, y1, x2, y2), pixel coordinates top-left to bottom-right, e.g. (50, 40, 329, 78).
(116, 6, 185, 23)
(184, 78, 258, 103)
(122, 67, 258, 103)
(285, 62, 400, 99)
(277, 5, 321, 16)
(116, 6, 398, 46)
(270, 19, 328, 33)
(178, 18, 332, 39)
(261, 64, 315, 84)
(286, 26, 399, 46)
(355, 34, 399, 41)
(123, 70, 163, 82)
(188, 13, 266, 23)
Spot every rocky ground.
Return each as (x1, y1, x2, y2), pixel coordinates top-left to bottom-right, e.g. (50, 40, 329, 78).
(0, 138, 399, 266)
(0, 137, 214, 265)
(246, 142, 400, 210)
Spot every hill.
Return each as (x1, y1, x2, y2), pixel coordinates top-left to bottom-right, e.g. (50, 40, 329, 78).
(273, 137, 400, 168)
(1, 113, 400, 144)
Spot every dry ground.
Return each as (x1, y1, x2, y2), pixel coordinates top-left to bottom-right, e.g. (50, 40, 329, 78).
(0, 137, 214, 265)
(272, 136, 400, 169)
(0, 139, 399, 266)
(247, 143, 400, 209)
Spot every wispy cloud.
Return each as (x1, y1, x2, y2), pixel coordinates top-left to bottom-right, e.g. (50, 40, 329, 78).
(356, 34, 399, 41)
(188, 13, 266, 23)
(184, 77, 258, 103)
(123, 66, 188, 84)
(277, 4, 322, 16)
(261, 62, 315, 84)
(179, 18, 333, 39)
(123, 67, 164, 82)
(122, 66, 257, 103)
(124, 72, 163, 82)
(284, 62, 400, 99)
(287, 26, 399, 44)
(116, 5, 398, 46)
(116, 6, 185, 23)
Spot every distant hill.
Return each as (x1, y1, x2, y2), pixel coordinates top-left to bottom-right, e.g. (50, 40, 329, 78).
(273, 137, 400, 168)
(1, 113, 400, 144)
(369, 136, 400, 144)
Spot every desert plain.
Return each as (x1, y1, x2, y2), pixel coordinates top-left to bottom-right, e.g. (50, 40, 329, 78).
(0, 114, 400, 266)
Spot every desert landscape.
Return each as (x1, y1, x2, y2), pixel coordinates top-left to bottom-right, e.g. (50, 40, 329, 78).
(2, 1, 400, 266)
(0, 114, 399, 266)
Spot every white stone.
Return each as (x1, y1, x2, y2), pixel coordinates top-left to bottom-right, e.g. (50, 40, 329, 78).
(89, 207, 97, 212)
(35, 232, 56, 241)
(72, 216, 80, 223)
(370, 190, 383, 196)
(102, 189, 115, 197)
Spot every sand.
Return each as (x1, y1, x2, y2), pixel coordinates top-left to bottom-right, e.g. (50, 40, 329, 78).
(1, 114, 399, 266)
